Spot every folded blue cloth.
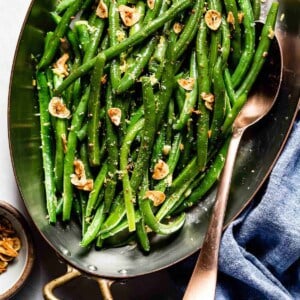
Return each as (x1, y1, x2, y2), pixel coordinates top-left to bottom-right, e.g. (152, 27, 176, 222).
(216, 115, 300, 299)
(171, 115, 300, 299)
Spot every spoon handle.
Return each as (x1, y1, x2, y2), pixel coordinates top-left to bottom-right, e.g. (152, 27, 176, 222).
(183, 129, 244, 300)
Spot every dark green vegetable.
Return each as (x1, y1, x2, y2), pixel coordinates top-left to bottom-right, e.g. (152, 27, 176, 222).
(36, 72, 58, 223)
(35, 0, 279, 251)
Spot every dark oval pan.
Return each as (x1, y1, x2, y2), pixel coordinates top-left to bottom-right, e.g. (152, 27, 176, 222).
(8, 0, 300, 279)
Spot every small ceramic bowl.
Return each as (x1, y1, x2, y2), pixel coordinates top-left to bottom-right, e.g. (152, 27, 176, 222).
(0, 200, 34, 299)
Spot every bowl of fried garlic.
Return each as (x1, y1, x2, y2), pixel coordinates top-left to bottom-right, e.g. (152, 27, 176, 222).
(0, 200, 34, 299)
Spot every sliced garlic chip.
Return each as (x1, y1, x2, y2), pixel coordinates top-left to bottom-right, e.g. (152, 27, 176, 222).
(48, 97, 71, 119)
(118, 5, 141, 27)
(173, 22, 184, 34)
(147, 0, 155, 10)
(227, 11, 235, 28)
(144, 190, 166, 206)
(52, 53, 69, 78)
(177, 78, 195, 91)
(152, 159, 169, 180)
(108, 108, 122, 126)
(205, 9, 222, 31)
(96, 0, 108, 19)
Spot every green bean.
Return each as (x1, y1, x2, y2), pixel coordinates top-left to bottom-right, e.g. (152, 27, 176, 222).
(104, 84, 119, 213)
(62, 87, 90, 221)
(100, 211, 142, 241)
(75, 21, 90, 54)
(223, 0, 242, 67)
(236, 2, 279, 98)
(120, 118, 145, 232)
(78, 191, 88, 235)
(150, 127, 166, 170)
(129, 1, 146, 36)
(143, 0, 163, 25)
(38, 0, 84, 70)
(156, 174, 195, 221)
(85, 162, 108, 217)
(251, 0, 261, 20)
(209, 57, 226, 147)
(55, 0, 194, 93)
(154, 132, 182, 192)
(231, 0, 255, 88)
(87, 53, 106, 166)
(77, 122, 88, 141)
(222, 93, 247, 134)
(36, 71, 58, 223)
(81, 203, 105, 247)
(136, 216, 150, 252)
(109, 0, 123, 91)
(99, 194, 126, 235)
(176, 137, 230, 211)
(195, 17, 210, 171)
(54, 118, 67, 192)
(223, 68, 236, 106)
(173, 51, 198, 130)
(220, 17, 231, 67)
(83, 10, 107, 64)
(172, 0, 204, 61)
(116, 37, 157, 94)
(130, 77, 156, 191)
(139, 197, 186, 235)
(55, 0, 77, 15)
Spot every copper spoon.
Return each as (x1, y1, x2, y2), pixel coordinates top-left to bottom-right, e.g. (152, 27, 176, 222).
(183, 27, 283, 300)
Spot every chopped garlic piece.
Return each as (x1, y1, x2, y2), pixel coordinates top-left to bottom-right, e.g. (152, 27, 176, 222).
(144, 190, 166, 206)
(118, 5, 141, 27)
(227, 11, 235, 28)
(147, 0, 155, 10)
(268, 28, 275, 39)
(237, 12, 244, 24)
(162, 145, 171, 156)
(177, 77, 195, 91)
(108, 108, 122, 126)
(48, 97, 71, 119)
(173, 22, 184, 34)
(52, 53, 69, 78)
(201, 92, 215, 103)
(96, 0, 108, 19)
(71, 160, 94, 191)
(152, 159, 169, 180)
(205, 9, 222, 31)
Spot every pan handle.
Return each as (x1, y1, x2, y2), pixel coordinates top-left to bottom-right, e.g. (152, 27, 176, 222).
(43, 265, 115, 300)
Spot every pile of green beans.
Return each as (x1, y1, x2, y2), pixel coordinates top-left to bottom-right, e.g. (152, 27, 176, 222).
(35, 0, 279, 252)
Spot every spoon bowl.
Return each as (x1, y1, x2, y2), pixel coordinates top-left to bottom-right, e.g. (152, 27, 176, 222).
(183, 22, 283, 300)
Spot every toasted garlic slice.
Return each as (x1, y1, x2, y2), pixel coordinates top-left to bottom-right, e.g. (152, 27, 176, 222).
(201, 92, 215, 111)
(173, 22, 184, 34)
(205, 9, 222, 31)
(108, 108, 122, 126)
(71, 160, 94, 191)
(48, 97, 71, 119)
(144, 190, 166, 206)
(152, 159, 169, 180)
(52, 53, 69, 78)
(177, 78, 195, 91)
(147, 0, 155, 10)
(227, 11, 235, 28)
(96, 0, 108, 19)
(118, 5, 141, 27)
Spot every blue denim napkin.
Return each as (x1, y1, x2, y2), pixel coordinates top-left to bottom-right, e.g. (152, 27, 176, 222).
(170, 115, 300, 299)
(215, 115, 300, 300)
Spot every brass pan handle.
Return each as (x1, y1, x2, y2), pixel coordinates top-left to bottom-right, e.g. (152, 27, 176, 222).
(43, 265, 114, 300)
